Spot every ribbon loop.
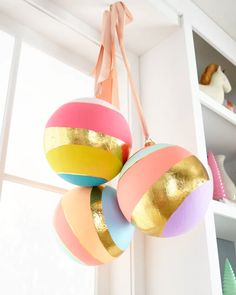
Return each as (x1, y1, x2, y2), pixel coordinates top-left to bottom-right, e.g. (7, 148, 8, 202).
(94, 1, 150, 141)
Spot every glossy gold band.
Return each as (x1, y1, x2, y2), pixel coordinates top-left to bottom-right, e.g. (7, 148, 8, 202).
(44, 127, 130, 163)
(90, 187, 123, 257)
(131, 156, 209, 236)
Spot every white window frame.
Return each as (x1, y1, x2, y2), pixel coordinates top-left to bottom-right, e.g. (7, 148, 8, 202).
(0, 4, 144, 295)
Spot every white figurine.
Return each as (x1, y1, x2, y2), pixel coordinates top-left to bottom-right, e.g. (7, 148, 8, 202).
(199, 64, 231, 104)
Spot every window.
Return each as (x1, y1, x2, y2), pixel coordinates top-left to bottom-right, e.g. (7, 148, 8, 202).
(0, 29, 95, 295)
(0, 30, 14, 129)
(0, 181, 95, 295)
(5, 42, 94, 188)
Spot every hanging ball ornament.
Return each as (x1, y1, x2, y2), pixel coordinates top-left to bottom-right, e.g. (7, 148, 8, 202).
(117, 143, 213, 237)
(44, 97, 132, 186)
(54, 185, 134, 265)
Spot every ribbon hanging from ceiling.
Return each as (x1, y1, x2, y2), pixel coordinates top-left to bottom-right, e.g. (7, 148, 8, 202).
(94, 1, 150, 141)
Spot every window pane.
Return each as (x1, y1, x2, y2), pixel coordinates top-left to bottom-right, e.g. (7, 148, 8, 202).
(0, 181, 95, 295)
(5, 43, 94, 188)
(0, 30, 14, 130)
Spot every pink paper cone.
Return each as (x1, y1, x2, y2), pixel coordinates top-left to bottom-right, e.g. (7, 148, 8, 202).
(207, 151, 226, 200)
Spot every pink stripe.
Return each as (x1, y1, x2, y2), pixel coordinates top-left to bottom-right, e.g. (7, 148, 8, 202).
(117, 146, 191, 221)
(46, 102, 132, 145)
(54, 203, 101, 265)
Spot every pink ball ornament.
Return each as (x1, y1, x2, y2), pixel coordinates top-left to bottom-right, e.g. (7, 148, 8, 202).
(44, 98, 132, 186)
(117, 143, 213, 237)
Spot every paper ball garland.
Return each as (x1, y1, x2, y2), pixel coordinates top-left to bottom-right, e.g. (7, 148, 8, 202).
(44, 97, 132, 186)
(54, 185, 135, 265)
(117, 143, 213, 237)
(46, 2, 213, 271)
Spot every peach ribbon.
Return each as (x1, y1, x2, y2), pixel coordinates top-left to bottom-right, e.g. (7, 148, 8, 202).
(94, 1, 150, 141)
(94, 9, 119, 108)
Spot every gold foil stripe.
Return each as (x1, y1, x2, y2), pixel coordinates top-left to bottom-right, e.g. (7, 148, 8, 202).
(44, 127, 129, 163)
(131, 155, 209, 236)
(90, 187, 123, 257)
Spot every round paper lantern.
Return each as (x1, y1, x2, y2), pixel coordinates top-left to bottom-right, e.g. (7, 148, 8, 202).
(44, 98, 132, 186)
(54, 185, 135, 265)
(117, 144, 213, 237)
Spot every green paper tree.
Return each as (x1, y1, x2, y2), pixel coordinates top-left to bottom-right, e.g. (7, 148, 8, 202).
(223, 259, 236, 295)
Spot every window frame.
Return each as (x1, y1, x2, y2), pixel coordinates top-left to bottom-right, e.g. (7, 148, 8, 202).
(0, 8, 143, 295)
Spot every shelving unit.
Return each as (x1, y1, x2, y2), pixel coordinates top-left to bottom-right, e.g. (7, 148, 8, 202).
(213, 199, 236, 281)
(213, 200, 236, 242)
(200, 90, 236, 126)
(193, 31, 236, 103)
(193, 27, 236, 291)
(194, 31, 236, 184)
(200, 91, 236, 184)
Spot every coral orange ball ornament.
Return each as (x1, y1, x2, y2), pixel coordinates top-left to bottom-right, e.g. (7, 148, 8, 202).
(54, 185, 134, 265)
(117, 143, 213, 237)
(44, 98, 132, 186)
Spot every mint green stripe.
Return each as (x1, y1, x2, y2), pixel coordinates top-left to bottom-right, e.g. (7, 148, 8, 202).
(119, 143, 171, 178)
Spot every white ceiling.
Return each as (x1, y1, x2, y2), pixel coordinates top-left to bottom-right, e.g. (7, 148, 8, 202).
(49, 0, 179, 55)
(50, 0, 236, 46)
(192, 0, 236, 41)
(0, 0, 180, 69)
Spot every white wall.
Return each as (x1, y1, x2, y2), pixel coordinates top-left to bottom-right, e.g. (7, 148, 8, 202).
(140, 26, 221, 295)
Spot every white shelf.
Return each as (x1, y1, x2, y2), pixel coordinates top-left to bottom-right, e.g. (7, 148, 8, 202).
(200, 91, 236, 164)
(213, 200, 236, 242)
(200, 91, 236, 126)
